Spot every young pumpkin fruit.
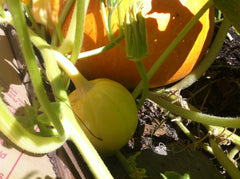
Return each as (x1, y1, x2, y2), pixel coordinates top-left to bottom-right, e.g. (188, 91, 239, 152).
(60, 0, 214, 89)
(55, 52, 138, 155)
(69, 78, 138, 155)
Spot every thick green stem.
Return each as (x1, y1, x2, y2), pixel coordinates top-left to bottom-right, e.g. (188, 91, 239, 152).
(157, 93, 215, 153)
(136, 61, 148, 109)
(51, 0, 75, 46)
(29, 21, 113, 179)
(115, 150, 146, 177)
(54, 50, 89, 90)
(70, 0, 89, 64)
(228, 146, 240, 162)
(210, 138, 240, 179)
(107, 9, 115, 41)
(65, 0, 124, 60)
(175, 121, 197, 142)
(29, 29, 69, 103)
(132, 0, 214, 98)
(116, 0, 124, 36)
(100, 0, 112, 41)
(115, 150, 134, 174)
(148, 91, 240, 128)
(7, 0, 65, 139)
(29, 26, 89, 90)
(23, 4, 43, 38)
(153, 90, 240, 148)
(66, 116, 113, 179)
(170, 18, 231, 90)
(100, 0, 125, 42)
(173, 116, 214, 154)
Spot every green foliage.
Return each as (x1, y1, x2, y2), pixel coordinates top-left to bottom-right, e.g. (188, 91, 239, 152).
(2, 0, 240, 178)
(214, 8, 223, 22)
(116, 151, 147, 179)
(214, 0, 240, 32)
(15, 99, 39, 134)
(160, 171, 190, 179)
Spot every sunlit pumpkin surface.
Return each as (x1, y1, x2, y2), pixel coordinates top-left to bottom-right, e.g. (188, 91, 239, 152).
(62, 0, 214, 89)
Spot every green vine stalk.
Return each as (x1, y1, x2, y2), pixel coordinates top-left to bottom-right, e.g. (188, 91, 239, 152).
(29, 27, 114, 179)
(51, 0, 75, 46)
(148, 91, 240, 128)
(7, 0, 66, 139)
(3, 1, 114, 178)
(1, 0, 240, 178)
(70, 0, 89, 64)
(210, 138, 240, 179)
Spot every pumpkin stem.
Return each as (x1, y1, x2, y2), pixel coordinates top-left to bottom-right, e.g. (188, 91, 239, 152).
(23, 3, 44, 38)
(54, 51, 89, 91)
(51, 0, 75, 46)
(8, 0, 66, 138)
(148, 91, 240, 128)
(210, 138, 240, 179)
(70, 0, 89, 64)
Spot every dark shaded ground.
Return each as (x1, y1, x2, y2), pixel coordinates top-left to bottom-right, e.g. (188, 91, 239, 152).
(182, 27, 240, 117)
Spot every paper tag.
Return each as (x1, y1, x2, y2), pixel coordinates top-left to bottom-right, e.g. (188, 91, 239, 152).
(0, 27, 56, 179)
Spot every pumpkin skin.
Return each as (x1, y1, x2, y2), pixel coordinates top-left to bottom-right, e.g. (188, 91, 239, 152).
(62, 0, 214, 89)
(69, 78, 138, 155)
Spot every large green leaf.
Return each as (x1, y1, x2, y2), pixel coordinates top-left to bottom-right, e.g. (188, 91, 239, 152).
(214, 0, 240, 32)
(136, 148, 224, 179)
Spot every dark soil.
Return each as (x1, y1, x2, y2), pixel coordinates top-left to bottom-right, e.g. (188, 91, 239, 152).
(182, 27, 240, 117)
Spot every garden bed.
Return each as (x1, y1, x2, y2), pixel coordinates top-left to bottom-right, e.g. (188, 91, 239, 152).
(48, 27, 239, 178)
(1, 1, 240, 178)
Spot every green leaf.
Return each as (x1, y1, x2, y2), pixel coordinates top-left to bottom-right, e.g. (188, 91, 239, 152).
(160, 171, 190, 179)
(136, 148, 224, 179)
(15, 99, 39, 133)
(214, 0, 240, 32)
(116, 151, 147, 178)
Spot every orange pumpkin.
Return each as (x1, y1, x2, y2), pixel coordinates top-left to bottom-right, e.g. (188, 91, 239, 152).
(61, 0, 214, 89)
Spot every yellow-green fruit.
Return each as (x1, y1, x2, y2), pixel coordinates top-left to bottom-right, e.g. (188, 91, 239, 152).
(69, 78, 138, 155)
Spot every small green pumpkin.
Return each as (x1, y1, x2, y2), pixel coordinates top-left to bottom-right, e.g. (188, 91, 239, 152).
(69, 78, 138, 155)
